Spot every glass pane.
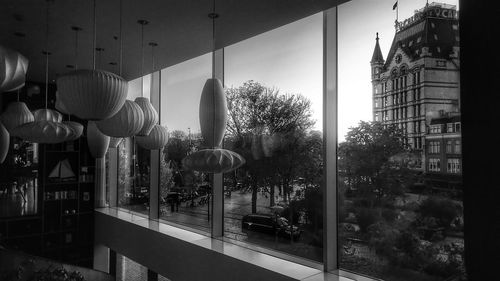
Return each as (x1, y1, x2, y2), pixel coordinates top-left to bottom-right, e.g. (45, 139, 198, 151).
(116, 75, 152, 215)
(224, 13, 323, 262)
(159, 53, 212, 233)
(338, 1, 464, 280)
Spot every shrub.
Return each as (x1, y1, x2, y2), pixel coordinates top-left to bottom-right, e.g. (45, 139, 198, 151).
(418, 196, 462, 228)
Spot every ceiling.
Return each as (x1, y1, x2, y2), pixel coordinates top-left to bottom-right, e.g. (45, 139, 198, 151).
(1, 0, 348, 83)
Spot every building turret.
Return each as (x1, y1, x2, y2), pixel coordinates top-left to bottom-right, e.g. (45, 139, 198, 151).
(371, 33, 385, 81)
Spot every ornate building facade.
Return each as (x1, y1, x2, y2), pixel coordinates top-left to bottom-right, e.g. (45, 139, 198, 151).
(371, 2, 460, 171)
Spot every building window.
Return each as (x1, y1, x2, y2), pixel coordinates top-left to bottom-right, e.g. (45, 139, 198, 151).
(446, 140, 453, 153)
(447, 158, 461, 173)
(429, 158, 441, 172)
(436, 60, 446, 67)
(455, 122, 461, 132)
(455, 140, 461, 154)
(447, 123, 454, 133)
(430, 125, 441, 134)
(429, 141, 440, 154)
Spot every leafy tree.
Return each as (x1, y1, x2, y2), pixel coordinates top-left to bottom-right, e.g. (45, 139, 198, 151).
(225, 80, 316, 213)
(417, 196, 462, 229)
(338, 121, 417, 208)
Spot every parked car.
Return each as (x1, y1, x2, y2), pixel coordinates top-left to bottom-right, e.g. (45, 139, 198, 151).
(241, 214, 301, 239)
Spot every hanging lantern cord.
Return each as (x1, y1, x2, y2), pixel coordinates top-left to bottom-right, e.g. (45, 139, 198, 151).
(119, 0, 123, 76)
(149, 42, 157, 73)
(71, 26, 82, 70)
(43, 0, 52, 109)
(96, 48, 104, 69)
(138, 20, 149, 98)
(149, 42, 158, 124)
(92, 0, 97, 70)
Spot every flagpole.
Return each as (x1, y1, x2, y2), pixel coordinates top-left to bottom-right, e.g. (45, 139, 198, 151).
(396, 1, 399, 22)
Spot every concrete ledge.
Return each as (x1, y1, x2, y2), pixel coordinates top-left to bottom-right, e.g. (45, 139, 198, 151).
(94, 208, 357, 281)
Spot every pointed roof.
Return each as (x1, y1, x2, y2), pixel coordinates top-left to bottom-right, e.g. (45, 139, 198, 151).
(371, 33, 385, 64)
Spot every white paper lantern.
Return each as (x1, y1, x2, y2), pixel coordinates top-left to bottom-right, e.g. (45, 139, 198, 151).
(1, 45, 29, 93)
(0, 121, 9, 164)
(11, 121, 72, 144)
(182, 148, 245, 174)
(200, 78, 227, 147)
(0, 102, 35, 132)
(33, 108, 63, 122)
(136, 124, 168, 150)
(96, 100, 145, 137)
(64, 121, 84, 141)
(56, 69, 127, 120)
(135, 97, 158, 136)
(87, 121, 110, 159)
(108, 137, 123, 148)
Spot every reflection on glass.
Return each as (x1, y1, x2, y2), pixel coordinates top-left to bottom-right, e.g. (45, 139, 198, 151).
(223, 13, 323, 262)
(114, 74, 152, 215)
(0, 140, 38, 217)
(338, 1, 464, 280)
(159, 54, 212, 232)
(117, 137, 149, 215)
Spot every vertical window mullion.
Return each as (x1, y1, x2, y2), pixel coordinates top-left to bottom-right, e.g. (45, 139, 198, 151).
(323, 6, 338, 272)
(212, 48, 224, 238)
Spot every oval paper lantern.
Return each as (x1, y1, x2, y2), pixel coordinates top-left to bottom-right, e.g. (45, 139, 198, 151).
(87, 121, 110, 159)
(0, 102, 35, 132)
(1, 45, 29, 93)
(56, 69, 127, 120)
(135, 97, 158, 136)
(108, 137, 123, 148)
(136, 124, 168, 150)
(64, 121, 84, 141)
(182, 148, 245, 174)
(33, 108, 63, 122)
(0, 121, 9, 164)
(96, 100, 144, 137)
(11, 121, 72, 143)
(200, 78, 227, 148)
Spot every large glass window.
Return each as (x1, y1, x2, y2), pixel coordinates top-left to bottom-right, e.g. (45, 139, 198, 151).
(338, 1, 464, 280)
(116, 75, 152, 215)
(223, 13, 323, 262)
(159, 53, 212, 232)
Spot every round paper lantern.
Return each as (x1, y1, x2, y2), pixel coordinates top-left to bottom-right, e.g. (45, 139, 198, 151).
(0, 121, 9, 164)
(56, 69, 127, 120)
(33, 108, 63, 122)
(64, 121, 84, 141)
(199, 78, 227, 148)
(108, 137, 123, 148)
(96, 100, 144, 137)
(136, 124, 168, 150)
(0, 102, 35, 132)
(10, 121, 72, 143)
(135, 97, 158, 136)
(87, 121, 110, 159)
(1, 45, 29, 93)
(182, 148, 245, 174)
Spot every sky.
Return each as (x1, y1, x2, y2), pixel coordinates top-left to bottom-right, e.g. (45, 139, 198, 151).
(136, 0, 459, 140)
